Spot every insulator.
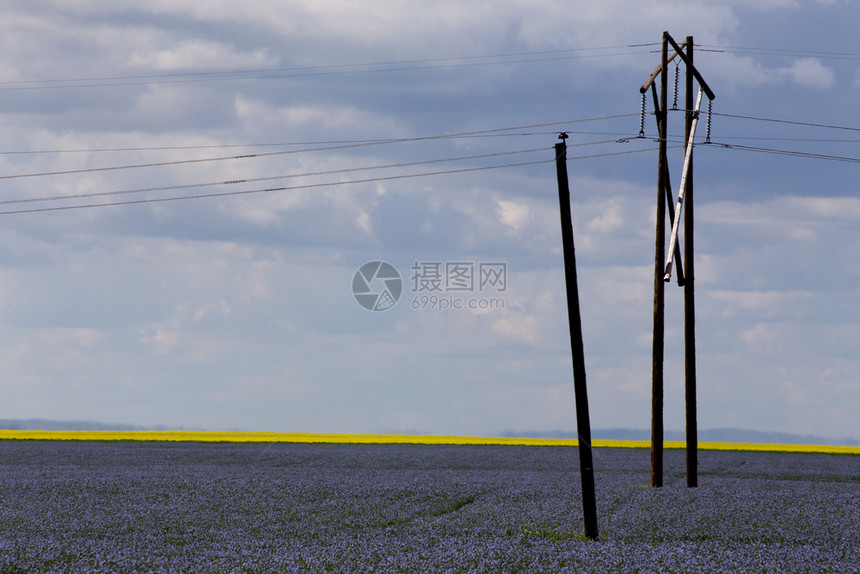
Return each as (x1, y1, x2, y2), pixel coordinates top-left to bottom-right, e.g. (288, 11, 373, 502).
(706, 100, 713, 143)
(672, 64, 679, 110)
(638, 93, 646, 137)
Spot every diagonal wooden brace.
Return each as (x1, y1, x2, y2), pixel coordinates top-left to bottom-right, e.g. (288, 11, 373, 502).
(650, 83, 685, 286)
(664, 87, 704, 282)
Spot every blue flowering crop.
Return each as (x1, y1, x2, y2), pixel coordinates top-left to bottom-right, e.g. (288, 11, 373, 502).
(0, 442, 857, 572)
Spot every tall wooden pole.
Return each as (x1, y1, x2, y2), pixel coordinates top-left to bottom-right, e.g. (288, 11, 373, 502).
(555, 135, 599, 540)
(684, 36, 699, 488)
(651, 33, 668, 488)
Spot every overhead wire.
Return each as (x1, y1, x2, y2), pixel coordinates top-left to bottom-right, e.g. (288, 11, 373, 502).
(0, 145, 557, 206)
(690, 135, 860, 144)
(3, 91, 857, 218)
(638, 108, 860, 163)
(644, 128, 860, 165)
(0, 144, 659, 216)
(7, 108, 855, 217)
(0, 130, 628, 156)
(0, 114, 639, 179)
(698, 45, 860, 62)
(656, 107, 860, 162)
(7, 107, 857, 218)
(0, 38, 855, 223)
(711, 112, 860, 133)
(0, 44, 656, 92)
(10, 42, 853, 94)
(5, 44, 856, 161)
(0, 141, 382, 155)
(701, 141, 860, 165)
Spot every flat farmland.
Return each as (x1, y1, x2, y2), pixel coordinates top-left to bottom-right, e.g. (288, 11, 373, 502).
(0, 441, 857, 573)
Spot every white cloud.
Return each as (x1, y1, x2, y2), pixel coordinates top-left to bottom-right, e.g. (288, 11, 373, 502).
(140, 327, 181, 354)
(497, 199, 531, 231)
(38, 327, 102, 347)
(513, 0, 737, 53)
(709, 290, 814, 319)
(1, 0, 859, 440)
(779, 57, 836, 89)
(784, 196, 860, 220)
(706, 54, 837, 90)
(699, 196, 860, 251)
(128, 41, 271, 72)
(740, 323, 778, 353)
(584, 197, 625, 233)
(491, 313, 539, 345)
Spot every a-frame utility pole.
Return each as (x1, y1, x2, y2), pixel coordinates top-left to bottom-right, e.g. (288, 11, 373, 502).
(640, 32, 714, 488)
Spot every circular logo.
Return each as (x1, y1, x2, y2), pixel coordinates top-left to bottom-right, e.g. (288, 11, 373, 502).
(352, 261, 402, 311)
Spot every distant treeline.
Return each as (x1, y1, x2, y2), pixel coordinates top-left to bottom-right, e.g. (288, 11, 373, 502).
(0, 419, 164, 432)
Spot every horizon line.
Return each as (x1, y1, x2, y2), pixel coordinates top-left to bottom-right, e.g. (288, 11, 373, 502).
(1, 430, 858, 455)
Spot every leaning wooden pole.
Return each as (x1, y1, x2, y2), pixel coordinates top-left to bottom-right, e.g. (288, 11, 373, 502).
(555, 134, 599, 540)
(651, 33, 669, 488)
(684, 36, 699, 488)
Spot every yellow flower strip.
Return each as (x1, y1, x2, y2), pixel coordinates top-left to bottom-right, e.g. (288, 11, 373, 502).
(0, 430, 857, 454)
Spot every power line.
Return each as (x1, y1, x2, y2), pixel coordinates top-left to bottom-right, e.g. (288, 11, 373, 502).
(0, 146, 657, 216)
(0, 141, 378, 155)
(699, 45, 860, 62)
(0, 114, 639, 179)
(694, 135, 860, 144)
(1, 130, 634, 156)
(646, 127, 860, 164)
(0, 146, 557, 206)
(0, 139, 640, 207)
(663, 105, 860, 135)
(0, 160, 554, 215)
(712, 112, 860, 133)
(0, 45, 655, 92)
(0, 132, 613, 156)
(703, 141, 860, 165)
(14, 41, 858, 94)
(5, 42, 854, 93)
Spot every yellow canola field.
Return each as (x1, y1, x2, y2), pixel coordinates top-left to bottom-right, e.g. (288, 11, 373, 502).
(0, 430, 857, 454)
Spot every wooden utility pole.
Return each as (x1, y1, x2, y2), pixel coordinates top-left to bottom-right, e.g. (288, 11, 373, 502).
(683, 37, 698, 488)
(555, 134, 599, 540)
(650, 35, 668, 488)
(639, 31, 714, 488)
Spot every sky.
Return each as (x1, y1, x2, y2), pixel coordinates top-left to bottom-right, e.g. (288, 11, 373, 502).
(1, 1, 859, 441)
